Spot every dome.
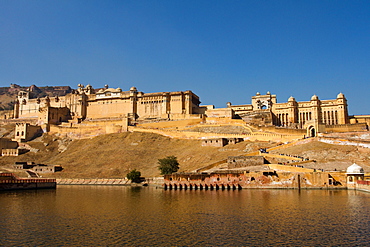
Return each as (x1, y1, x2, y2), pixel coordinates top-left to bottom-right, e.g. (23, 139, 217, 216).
(256, 92, 260, 96)
(130, 86, 137, 91)
(337, 92, 345, 99)
(288, 96, 296, 102)
(346, 163, 364, 174)
(311, 95, 319, 101)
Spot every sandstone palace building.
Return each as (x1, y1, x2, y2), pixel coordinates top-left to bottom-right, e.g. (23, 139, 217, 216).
(10, 84, 369, 138)
(226, 91, 357, 136)
(13, 84, 202, 123)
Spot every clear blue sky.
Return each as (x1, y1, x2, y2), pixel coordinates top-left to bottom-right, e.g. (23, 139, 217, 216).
(0, 0, 369, 115)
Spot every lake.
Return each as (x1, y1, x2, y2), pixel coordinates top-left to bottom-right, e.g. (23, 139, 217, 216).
(1, 186, 370, 246)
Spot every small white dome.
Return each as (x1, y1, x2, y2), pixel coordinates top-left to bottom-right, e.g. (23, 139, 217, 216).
(130, 86, 137, 91)
(311, 95, 319, 101)
(346, 163, 364, 174)
(337, 92, 345, 99)
(288, 96, 295, 102)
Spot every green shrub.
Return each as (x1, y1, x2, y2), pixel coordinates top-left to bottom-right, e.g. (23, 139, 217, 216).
(126, 169, 141, 183)
(158, 156, 179, 175)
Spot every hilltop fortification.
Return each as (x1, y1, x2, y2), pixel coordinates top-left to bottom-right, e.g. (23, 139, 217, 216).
(0, 83, 367, 142)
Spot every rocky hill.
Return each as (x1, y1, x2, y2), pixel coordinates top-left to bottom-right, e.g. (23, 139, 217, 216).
(0, 84, 72, 110)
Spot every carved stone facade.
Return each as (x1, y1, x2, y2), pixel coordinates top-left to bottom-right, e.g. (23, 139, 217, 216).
(228, 92, 350, 130)
(13, 84, 202, 123)
(12, 85, 365, 138)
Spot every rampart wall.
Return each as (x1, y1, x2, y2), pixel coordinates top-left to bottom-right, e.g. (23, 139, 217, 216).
(326, 123, 368, 132)
(138, 118, 203, 129)
(130, 127, 304, 142)
(255, 125, 307, 135)
(49, 119, 125, 139)
(268, 164, 316, 173)
(56, 178, 130, 185)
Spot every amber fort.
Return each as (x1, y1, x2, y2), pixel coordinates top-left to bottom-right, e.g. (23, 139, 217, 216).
(0, 83, 370, 191)
(0, 83, 366, 142)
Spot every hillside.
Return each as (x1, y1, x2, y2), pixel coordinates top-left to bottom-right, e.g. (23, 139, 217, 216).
(0, 131, 274, 178)
(269, 140, 370, 172)
(1, 121, 370, 178)
(0, 84, 72, 110)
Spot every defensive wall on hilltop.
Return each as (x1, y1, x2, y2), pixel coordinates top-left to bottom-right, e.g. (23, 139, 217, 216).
(325, 123, 368, 132)
(48, 119, 126, 139)
(130, 126, 305, 142)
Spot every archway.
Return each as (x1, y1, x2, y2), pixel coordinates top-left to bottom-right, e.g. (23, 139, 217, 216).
(308, 126, 316, 137)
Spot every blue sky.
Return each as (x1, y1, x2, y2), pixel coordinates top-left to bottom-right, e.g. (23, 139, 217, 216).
(0, 0, 369, 115)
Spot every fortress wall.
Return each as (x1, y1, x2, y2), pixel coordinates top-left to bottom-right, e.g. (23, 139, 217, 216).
(49, 125, 106, 138)
(49, 119, 126, 138)
(82, 119, 124, 125)
(206, 108, 234, 118)
(205, 118, 247, 125)
(169, 113, 204, 120)
(86, 100, 131, 119)
(130, 127, 304, 142)
(325, 123, 368, 133)
(138, 119, 203, 129)
(56, 178, 130, 185)
(262, 153, 302, 161)
(268, 164, 316, 173)
(256, 125, 307, 135)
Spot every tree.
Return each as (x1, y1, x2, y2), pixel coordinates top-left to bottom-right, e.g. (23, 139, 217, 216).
(126, 169, 141, 183)
(158, 156, 180, 175)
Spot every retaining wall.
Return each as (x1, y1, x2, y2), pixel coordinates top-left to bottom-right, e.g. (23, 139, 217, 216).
(57, 178, 130, 185)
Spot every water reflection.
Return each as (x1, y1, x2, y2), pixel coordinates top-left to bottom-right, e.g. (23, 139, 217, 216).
(1, 187, 369, 246)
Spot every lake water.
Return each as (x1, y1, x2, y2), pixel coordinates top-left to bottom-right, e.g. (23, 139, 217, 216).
(1, 186, 370, 246)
